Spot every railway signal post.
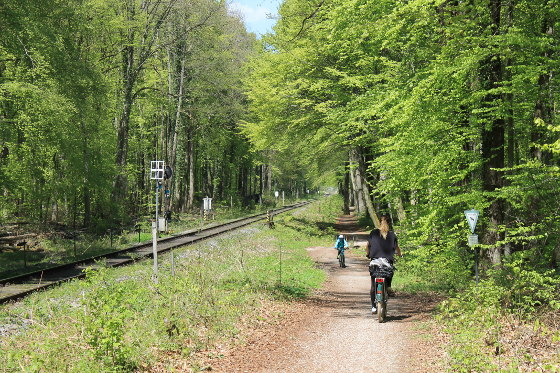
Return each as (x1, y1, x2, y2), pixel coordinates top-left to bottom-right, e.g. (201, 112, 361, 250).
(151, 161, 165, 282)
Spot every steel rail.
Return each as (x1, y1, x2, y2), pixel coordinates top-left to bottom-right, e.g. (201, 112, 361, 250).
(0, 201, 311, 304)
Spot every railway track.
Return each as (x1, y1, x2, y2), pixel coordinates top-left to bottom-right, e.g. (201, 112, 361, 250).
(0, 201, 311, 304)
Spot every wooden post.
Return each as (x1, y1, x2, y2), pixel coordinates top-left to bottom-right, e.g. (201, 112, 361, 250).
(23, 242, 27, 268)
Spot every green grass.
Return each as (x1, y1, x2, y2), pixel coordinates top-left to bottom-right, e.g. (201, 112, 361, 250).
(0, 200, 315, 280)
(0, 197, 337, 372)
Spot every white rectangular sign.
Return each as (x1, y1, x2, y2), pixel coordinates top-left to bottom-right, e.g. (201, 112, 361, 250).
(158, 217, 167, 232)
(468, 234, 478, 246)
(203, 197, 212, 211)
(150, 161, 165, 180)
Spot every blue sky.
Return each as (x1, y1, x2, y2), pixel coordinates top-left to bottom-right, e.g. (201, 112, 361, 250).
(229, 0, 282, 37)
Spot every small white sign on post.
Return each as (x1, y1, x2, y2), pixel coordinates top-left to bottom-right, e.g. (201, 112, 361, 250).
(275, 191, 279, 198)
(464, 209, 480, 233)
(203, 196, 212, 211)
(158, 217, 167, 232)
(468, 234, 478, 246)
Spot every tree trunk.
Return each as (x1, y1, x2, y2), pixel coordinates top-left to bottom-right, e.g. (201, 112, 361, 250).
(532, 11, 554, 163)
(167, 51, 186, 212)
(267, 163, 272, 193)
(186, 136, 195, 210)
(503, 0, 515, 258)
(481, 0, 505, 266)
(349, 162, 364, 213)
(342, 161, 350, 215)
(553, 245, 560, 269)
(81, 120, 91, 227)
(350, 147, 380, 228)
(394, 197, 406, 222)
(113, 44, 135, 204)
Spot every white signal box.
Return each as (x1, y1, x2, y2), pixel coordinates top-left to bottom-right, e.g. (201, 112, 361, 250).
(150, 161, 165, 180)
(158, 217, 167, 232)
(203, 196, 212, 211)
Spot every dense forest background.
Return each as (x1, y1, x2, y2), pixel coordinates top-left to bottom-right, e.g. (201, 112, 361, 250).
(2, 0, 560, 275)
(0, 0, 311, 233)
(243, 0, 560, 278)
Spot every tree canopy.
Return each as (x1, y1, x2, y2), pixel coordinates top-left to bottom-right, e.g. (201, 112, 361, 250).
(0, 0, 270, 230)
(242, 0, 560, 272)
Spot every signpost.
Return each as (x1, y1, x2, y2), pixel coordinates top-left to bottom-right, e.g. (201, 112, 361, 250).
(202, 196, 212, 221)
(464, 209, 479, 233)
(150, 161, 165, 282)
(464, 209, 480, 285)
(203, 196, 212, 211)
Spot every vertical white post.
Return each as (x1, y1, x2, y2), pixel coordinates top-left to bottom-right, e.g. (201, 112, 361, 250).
(150, 160, 164, 283)
(282, 191, 285, 206)
(152, 221, 158, 283)
(155, 181, 159, 235)
(279, 246, 282, 285)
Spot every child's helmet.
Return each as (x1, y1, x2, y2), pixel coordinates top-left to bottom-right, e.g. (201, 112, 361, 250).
(339, 234, 344, 239)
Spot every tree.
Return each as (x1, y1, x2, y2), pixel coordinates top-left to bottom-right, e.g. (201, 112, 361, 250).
(243, 0, 560, 276)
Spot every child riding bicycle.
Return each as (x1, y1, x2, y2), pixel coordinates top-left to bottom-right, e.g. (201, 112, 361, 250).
(335, 234, 349, 258)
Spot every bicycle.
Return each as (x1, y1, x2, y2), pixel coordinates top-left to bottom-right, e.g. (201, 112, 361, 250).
(338, 248, 346, 268)
(369, 258, 394, 323)
(335, 234, 348, 268)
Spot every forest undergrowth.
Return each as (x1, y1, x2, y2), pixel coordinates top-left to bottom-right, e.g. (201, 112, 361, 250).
(394, 224, 560, 371)
(0, 197, 339, 372)
(436, 259, 560, 372)
(0, 199, 303, 280)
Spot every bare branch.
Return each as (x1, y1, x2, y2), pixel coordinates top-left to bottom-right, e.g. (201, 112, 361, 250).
(289, 0, 326, 42)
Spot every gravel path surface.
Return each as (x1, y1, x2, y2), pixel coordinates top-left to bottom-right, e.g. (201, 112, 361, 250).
(208, 215, 446, 373)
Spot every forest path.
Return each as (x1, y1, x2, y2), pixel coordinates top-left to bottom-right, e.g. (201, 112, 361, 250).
(209, 214, 446, 372)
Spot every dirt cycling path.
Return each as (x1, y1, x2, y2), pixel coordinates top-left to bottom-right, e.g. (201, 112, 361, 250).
(209, 214, 446, 372)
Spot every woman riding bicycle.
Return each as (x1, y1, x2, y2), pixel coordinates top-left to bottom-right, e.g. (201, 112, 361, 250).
(366, 215, 402, 313)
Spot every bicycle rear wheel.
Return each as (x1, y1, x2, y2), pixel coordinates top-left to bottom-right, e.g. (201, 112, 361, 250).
(378, 301, 386, 322)
(339, 253, 345, 267)
(375, 279, 387, 322)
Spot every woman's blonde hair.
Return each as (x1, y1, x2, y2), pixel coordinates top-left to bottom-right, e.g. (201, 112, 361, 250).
(379, 215, 390, 239)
